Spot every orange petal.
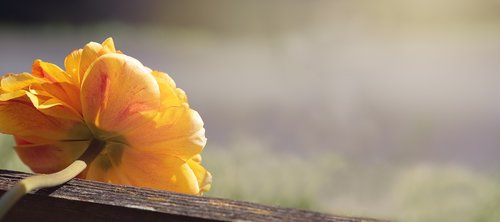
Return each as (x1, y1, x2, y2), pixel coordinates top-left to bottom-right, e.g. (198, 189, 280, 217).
(25, 93, 82, 121)
(78, 38, 117, 82)
(101, 38, 116, 53)
(64, 48, 83, 84)
(124, 107, 206, 160)
(23, 81, 82, 122)
(15, 140, 88, 174)
(151, 71, 187, 108)
(38, 82, 82, 117)
(0, 91, 26, 101)
(118, 148, 200, 194)
(79, 42, 104, 81)
(84, 154, 113, 181)
(187, 154, 212, 194)
(65, 38, 117, 86)
(81, 54, 160, 136)
(1, 73, 40, 92)
(0, 101, 90, 144)
(32, 60, 72, 83)
(84, 142, 200, 194)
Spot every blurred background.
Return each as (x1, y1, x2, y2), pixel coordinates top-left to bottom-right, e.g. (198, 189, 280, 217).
(1, 0, 500, 221)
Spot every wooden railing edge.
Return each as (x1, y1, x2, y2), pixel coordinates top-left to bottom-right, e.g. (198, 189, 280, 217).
(0, 169, 388, 222)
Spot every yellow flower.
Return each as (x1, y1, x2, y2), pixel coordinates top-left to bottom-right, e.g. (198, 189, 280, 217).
(0, 38, 211, 195)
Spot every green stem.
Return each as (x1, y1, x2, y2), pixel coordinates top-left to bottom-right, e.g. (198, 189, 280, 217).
(0, 139, 106, 219)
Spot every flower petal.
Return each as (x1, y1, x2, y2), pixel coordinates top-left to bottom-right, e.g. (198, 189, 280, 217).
(81, 54, 160, 137)
(85, 142, 200, 194)
(25, 92, 82, 121)
(78, 38, 117, 84)
(151, 71, 187, 108)
(65, 38, 117, 86)
(20, 80, 83, 122)
(79, 42, 103, 80)
(187, 154, 212, 194)
(15, 139, 88, 174)
(101, 37, 116, 53)
(0, 101, 90, 143)
(118, 148, 200, 194)
(32, 60, 72, 83)
(38, 82, 82, 118)
(122, 71, 203, 160)
(64, 49, 83, 84)
(0, 91, 26, 101)
(124, 107, 206, 160)
(1, 73, 40, 92)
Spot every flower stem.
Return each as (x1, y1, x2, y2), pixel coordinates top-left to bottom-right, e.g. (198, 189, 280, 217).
(0, 139, 106, 219)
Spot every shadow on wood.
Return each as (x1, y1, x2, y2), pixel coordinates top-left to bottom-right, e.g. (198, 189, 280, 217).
(0, 170, 387, 222)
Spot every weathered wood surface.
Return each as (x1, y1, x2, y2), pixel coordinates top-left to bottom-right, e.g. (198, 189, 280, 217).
(0, 170, 386, 222)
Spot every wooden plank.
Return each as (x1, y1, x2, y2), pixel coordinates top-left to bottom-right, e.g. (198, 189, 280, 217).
(0, 170, 387, 222)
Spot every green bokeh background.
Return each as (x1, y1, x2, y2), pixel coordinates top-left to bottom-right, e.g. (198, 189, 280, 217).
(0, 135, 29, 173)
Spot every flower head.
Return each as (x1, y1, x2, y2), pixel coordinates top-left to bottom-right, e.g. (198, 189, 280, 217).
(0, 38, 211, 195)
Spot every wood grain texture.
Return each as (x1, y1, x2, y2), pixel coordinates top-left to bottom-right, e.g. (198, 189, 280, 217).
(0, 170, 387, 222)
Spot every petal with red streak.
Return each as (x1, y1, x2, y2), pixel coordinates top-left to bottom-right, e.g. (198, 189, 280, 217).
(81, 54, 160, 136)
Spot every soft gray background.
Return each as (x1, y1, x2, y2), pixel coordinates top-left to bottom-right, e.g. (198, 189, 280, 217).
(1, 1, 499, 221)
